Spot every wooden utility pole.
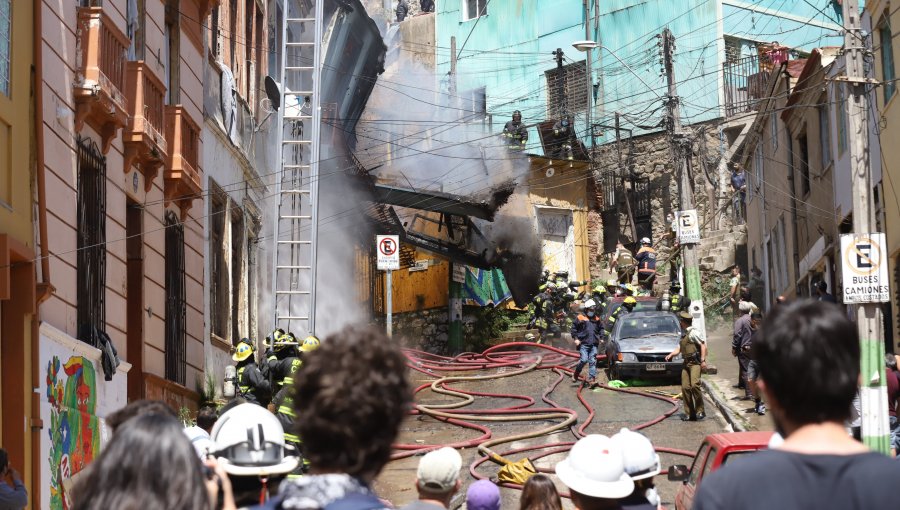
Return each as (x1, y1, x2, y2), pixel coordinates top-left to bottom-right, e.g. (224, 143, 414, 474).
(662, 28, 704, 330)
(842, 0, 890, 453)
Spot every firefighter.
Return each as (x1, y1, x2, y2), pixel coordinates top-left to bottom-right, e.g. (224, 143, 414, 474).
(233, 339, 272, 407)
(606, 278, 621, 297)
(277, 335, 320, 476)
(611, 242, 636, 284)
(571, 299, 603, 388)
(265, 330, 300, 406)
(502, 110, 528, 150)
(530, 283, 557, 342)
(635, 237, 658, 291)
(668, 281, 687, 313)
(607, 296, 637, 333)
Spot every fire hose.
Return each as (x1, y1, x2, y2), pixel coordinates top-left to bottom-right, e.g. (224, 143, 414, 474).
(396, 342, 695, 492)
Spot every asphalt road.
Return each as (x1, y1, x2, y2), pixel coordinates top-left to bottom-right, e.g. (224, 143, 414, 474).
(374, 336, 730, 510)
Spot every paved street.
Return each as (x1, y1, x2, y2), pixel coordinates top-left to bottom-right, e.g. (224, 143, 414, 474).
(375, 336, 730, 509)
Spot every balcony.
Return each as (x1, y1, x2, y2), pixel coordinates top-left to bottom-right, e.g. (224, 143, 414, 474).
(723, 44, 790, 117)
(74, 7, 129, 154)
(124, 62, 167, 189)
(164, 106, 202, 219)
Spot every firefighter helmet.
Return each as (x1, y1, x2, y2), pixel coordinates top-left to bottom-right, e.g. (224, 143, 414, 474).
(211, 403, 299, 476)
(623, 296, 637, 306)
(512, 110, 522, 121)
(232, 340, 254, 362)
(300, 335, 321, 352)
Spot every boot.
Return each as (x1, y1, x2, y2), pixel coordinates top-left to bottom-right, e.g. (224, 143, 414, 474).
(588, 378, 598, 389)
(571, 371, 579, 382)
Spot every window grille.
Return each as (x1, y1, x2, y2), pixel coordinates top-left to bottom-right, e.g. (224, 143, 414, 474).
(545, 61, 587, 117)
(164, 210, 186, 385)
(76, 136, 107, 347)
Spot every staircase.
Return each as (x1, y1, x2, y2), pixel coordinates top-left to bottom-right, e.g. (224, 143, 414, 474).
(698, 225, 747, 273)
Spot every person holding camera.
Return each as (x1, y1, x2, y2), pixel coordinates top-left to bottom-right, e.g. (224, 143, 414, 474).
(0, 449, 27, 510)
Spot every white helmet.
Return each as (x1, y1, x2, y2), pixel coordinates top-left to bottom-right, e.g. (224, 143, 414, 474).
(583, 299, 597, 310)
(555, 435, 634, 498)
(610, 428, 661, 480)
(211, 403, 299, 476)
(640, 237, 651, 245)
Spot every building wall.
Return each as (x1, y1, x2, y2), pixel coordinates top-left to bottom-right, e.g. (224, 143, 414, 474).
(37, 1, 207, 504)
(866, 0, 900, 345)
(0, 0, 37, 500)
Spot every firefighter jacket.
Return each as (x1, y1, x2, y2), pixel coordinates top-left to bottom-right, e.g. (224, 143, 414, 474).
(572, 314, 604, 346)
(502, 121, 528, 147)
(607, 304, 633, 332)
(635, 247, 657, 275)
(236, 359, 272, 406)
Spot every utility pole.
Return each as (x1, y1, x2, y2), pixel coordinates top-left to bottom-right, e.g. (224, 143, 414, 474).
(842, 0, 890, 454)
(615, 113, 638, 242)
(662, 28, 704, 330)
(583, 0, 593, 150)
(448, 36, 463, 353)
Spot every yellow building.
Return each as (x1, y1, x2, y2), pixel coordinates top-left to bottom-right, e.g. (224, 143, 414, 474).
(0, 0, 37, 502)
(866, 1, 900, 344)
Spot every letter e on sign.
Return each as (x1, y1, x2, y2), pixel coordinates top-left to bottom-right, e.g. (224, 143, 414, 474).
(840, 233, 890, 303)
(377, 235, 400, 271)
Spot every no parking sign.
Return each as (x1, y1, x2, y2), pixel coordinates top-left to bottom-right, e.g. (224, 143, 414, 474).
(840, 233, 890, 303)
(377, 235, 400, 271)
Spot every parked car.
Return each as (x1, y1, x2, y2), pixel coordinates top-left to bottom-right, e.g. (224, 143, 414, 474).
(605, 311, 682, 380)
(668, 431, 774, 510)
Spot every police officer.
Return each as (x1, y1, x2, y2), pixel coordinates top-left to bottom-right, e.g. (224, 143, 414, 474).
(502, 111, 528, 150)
(277, 335, 320, 476)
(607, 296, 637, 333)
(665, 311, 707, 421)
(233, 339, 272, 406)
(571, 299, 603, 388)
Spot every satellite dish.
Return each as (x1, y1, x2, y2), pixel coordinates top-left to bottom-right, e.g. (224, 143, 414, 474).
(546, 167, 555, 178)
(264, 76, 281, 111)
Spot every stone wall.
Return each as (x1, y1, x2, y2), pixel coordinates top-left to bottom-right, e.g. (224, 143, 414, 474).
(590, 120, 737, 286)
(380, 307, 487, 354)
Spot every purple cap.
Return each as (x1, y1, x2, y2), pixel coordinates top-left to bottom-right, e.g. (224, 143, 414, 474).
(466, 480, 501, 510)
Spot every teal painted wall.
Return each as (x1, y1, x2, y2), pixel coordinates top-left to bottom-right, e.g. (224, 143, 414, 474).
(435, 0, 843, 149)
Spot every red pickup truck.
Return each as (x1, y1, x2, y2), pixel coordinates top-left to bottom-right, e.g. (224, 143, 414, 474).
(668, 431, 774, 510)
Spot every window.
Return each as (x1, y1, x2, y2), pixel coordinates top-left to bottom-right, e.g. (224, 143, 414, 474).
(209, 185, 228, 340)
(0, 0, 10, 96)
(688, 443, 710, 486)
(76, 136, 107, 347)
(231, 209, 244, 342)
(753, 143, 764, 201)
(546, 60, 588, 117)
(164, 211, 186, 385)
(837, 84, 848, 155)
(164, 2, 180, 104)
(463, 0, 488, 21)
(798, 133, 810, 196)
(819, 104, 832, 168)
(210, 6, 221, 57)
(880, 15, 896, 103)
(460, 87, 487, 119)
(267, 2, 282, 81)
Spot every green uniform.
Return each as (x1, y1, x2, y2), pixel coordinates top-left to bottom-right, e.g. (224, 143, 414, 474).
(680, 326, 705, 417)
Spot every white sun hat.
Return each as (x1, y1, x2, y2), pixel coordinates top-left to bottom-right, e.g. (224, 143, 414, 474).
(611, 428, 661, 481)
(555, 434, 634, 499)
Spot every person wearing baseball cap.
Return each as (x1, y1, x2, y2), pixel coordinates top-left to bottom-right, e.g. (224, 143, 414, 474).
(555, 435, 634, 510)
(611, 428, 662, 510)
(466, 480, 501, 510)
(402, 447, 463, 510)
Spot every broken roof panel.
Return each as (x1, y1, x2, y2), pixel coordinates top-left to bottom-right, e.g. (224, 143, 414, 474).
(371, 181, 515, 221)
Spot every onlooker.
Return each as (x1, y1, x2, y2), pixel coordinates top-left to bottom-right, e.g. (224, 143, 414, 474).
(104, 399, 177, 434)
(732, 301, 754, 400)
(420, 0, 435, 12)
(746, 313, 765, 415)
(730, 164, 747, 225)
(212, 403, 299, 506)
(518, 474, 561, 510)
(748, 267, 763, 307)
(71, 413, 217, 510)
(0, 449, 27, 510)
(693, 301, 900, 509)
(185, 405, 218, 459)
(665, 311, 707, 421)
(396, 0, 409, 22)
(269, 326, 411, 510)
(466, 480, 501, 510)
(555, 435, 633, 510)
(401, 447, 462, 510)
(886, 354, 899, 456)
(815, 280, 837, 303)
(728, 266, 742, 317)
(610, 429, 661, 510)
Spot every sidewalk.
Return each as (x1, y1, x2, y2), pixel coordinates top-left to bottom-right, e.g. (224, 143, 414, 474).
(702, 325, 774, 432)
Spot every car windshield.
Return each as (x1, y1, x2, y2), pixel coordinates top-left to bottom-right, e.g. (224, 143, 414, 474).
(618, 316, 681, 339)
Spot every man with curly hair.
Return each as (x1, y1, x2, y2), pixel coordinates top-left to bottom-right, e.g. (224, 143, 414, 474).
(263, 326, 412, 510)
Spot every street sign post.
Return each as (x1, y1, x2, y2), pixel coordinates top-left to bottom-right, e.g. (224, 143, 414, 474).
(377, 235, 400, 337)
(840, 233, 890, 304)
(676, 209, 701, 245)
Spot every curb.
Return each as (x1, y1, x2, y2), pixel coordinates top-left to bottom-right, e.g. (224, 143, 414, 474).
(700, 379, 748, 432)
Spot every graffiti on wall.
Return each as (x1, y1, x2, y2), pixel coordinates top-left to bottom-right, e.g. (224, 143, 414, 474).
(46, 355, 100, 510)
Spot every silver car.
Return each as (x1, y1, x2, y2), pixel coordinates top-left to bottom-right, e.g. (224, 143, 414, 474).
(605, 311, 683, 381)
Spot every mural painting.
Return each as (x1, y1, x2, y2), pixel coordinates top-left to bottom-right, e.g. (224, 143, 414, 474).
(45, 355, 100, 510)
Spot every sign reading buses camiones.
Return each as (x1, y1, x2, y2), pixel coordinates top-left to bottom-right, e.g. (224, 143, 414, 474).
(840, 233, 890, 304)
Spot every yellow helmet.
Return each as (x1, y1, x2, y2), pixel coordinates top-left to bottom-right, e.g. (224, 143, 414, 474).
(623, 296, 637, 305)
(233, 340, 254, 362)
(300, 336, 321, 352)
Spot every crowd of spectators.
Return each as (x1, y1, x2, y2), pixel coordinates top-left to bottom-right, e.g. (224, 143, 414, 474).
(14, 302, 898, 510)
